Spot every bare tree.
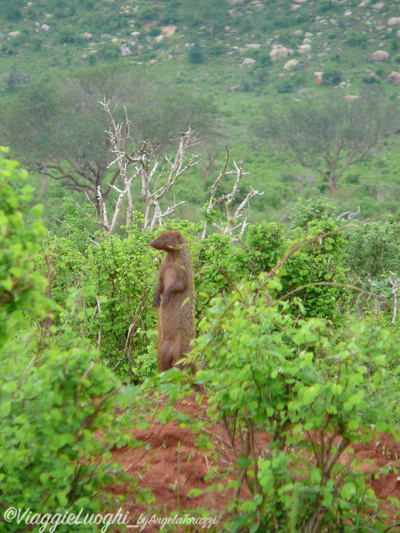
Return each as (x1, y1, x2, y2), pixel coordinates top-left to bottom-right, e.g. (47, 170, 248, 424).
(202, 146, 264, 239)
(98, 99, 201, 233)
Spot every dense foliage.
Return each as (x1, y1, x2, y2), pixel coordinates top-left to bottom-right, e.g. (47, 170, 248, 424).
(2, 0, 400, 527)
(0, 154, 140, 531)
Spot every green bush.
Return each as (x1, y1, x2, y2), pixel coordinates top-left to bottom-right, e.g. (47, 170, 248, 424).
(161, 0, 182, 24)
(322, 69, 343, 86)
(36, 201, 159, 381)
(0, 152, 47, 347)
(0, 154, 135, 530)
(276, 76, 295, 94)
(345, 30, 364, 47)
(188, 41, 204, 64)
(207, 41, 226, 57)
(194, 274, 400, 532)
(317, 0, 334, 13)
(57, 26, 79, 44)
(136, 5, 157, 22)
(2, 1, 23, 20)
(97, 41, 120, 62)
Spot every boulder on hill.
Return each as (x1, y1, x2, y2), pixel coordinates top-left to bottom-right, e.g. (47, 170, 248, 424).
(284, 59, 299, 70)
(298, 43, 311, 54)
(120, 45, 132, 56)
(270, 44, 292, 61)
(371, 50, 389, 61)
(388, 71, 400, 84)
(388, 17, 400, 26)
(161, 25, 176, 37)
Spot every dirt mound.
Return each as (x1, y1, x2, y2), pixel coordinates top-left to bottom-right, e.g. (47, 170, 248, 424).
(109, 395, 400, 531)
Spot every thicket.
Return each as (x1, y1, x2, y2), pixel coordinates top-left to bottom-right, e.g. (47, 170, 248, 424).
(2, 152, 400, 530)
(0, 152, 139, 531)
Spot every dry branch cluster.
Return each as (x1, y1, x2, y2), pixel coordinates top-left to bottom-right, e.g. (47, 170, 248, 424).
(95, 99, 263, 236)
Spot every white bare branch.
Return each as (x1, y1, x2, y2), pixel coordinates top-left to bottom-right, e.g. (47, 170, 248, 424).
(100, 99, 200, 232)
(202, 151, 264, 239)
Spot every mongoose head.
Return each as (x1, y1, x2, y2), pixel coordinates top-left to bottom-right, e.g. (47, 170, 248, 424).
(150, 230, 186, 252)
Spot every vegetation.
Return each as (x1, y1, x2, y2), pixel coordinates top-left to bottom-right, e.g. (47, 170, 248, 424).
(2, 0, 400, 530)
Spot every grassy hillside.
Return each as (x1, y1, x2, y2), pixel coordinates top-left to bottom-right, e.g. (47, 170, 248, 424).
(1, 0, 400, 227)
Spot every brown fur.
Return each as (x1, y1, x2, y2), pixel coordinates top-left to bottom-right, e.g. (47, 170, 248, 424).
(150, 231, 195, 372)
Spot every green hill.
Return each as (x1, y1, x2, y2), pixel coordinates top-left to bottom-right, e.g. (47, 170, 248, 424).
(1, 0, 400, 227)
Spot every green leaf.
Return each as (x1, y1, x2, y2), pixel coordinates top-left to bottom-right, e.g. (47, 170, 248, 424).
(187, 488, 203, 498)
(340, 482, 356, 500)
(3, 381, 17, 393)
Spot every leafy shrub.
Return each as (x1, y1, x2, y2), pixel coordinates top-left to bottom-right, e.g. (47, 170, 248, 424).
(1, 0, 23, 20)
(54, 6, 75, 18)
(276, 76, 294, 94)
(37, 201, 159, 381)
(0, 152, 47, 347)
(31, 35, 44, 51)
(0, 154, 134, 529)
(362, 73, 380, 84)
(1, 70, 30, 93)
(290, 198, 336, 229)
(207, 41, 226, 57)
(136, 5, 157, 22)
(161, 0, 182, 24)
(322, 69, 343, 86)
(194, 274, 400, 532)
(345, 30, 364, 47)
(317, 0, 334, 13)
(57, 26, 79, 44)
(97, 41, 120, 62)
(188, 41, 204, 64)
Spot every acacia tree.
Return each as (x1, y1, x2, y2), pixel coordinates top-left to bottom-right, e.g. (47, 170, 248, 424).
(253, 92, 400, 199)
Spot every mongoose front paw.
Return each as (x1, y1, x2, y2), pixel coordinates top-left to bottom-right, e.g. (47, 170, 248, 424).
(152, 297, 161, 308)
(162, 295, 170, 308)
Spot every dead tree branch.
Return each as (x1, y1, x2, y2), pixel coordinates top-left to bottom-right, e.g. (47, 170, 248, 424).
(99, 99, 200, 233)
(202, 151, 264, 239)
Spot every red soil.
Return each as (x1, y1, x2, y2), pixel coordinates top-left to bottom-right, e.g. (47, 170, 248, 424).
(108, 395, 400, 532)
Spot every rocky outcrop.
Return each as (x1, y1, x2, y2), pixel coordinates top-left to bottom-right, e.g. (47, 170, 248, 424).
(270, 44, 292, 61)
(388, 17, 400, 26)
(242, 57, 256, 65)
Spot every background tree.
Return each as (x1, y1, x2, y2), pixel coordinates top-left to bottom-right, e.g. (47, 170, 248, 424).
(253, 91, 400, 199)
(0, 66, 218, 214)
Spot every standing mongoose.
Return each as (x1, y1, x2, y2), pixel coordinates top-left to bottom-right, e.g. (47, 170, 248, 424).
(150, 230, 195, 372)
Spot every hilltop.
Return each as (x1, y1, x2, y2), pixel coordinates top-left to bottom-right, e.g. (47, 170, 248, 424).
(1, 0, 400, 225)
